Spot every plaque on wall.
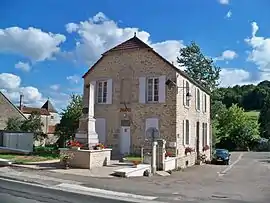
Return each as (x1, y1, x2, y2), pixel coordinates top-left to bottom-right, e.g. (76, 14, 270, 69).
(120, 108, 131, 112)
(121, 120, 131, 126)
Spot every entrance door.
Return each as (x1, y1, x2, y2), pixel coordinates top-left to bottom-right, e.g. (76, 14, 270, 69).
(196, 122, 200, 159)
(120, 127, 131, 155)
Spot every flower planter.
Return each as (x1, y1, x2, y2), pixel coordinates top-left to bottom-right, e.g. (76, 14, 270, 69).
(71, 146, 80, 150)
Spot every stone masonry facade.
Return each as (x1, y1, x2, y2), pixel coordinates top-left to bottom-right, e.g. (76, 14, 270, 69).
(0, 92, 26, 130)
(82, 36, 211, 167)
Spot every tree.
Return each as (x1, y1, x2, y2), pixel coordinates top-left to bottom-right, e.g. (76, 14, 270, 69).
(5, 117, 23, 131)
(217, 104, 260, 150)
(5, 112, 45, 140)
(21, 111, 45, 140)
(177, 42, 221, 90)
(56, 94, 83, 147)
(258, 95, 270, 139)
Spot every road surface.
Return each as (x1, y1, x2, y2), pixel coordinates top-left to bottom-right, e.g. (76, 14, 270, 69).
(0, 178, 133, 203)
(0, 152, 270, 203)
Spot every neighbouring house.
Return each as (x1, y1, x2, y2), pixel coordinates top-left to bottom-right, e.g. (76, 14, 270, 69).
(80, 35, 211, 168)
(0, 91, 27, 130)
(18, 95, 60, 136)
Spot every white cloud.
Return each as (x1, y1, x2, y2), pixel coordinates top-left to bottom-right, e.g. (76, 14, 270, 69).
(215, 50, 238, 61)
(0, 73, 21, 89)
(245, 22, 270, 80)
(50, 84, 60, 91)
(65, 12, 184, 66)
(0, 27, 66, 62)
(15, 61, 31, 72)
(225, 10, 232, 18)
(219, 0, 229, 5)
(67, 75, 81, 84)
(219, 68, 252, 87)
(0, 73, 45, 107)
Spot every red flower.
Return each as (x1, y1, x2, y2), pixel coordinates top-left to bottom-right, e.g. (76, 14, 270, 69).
(165, 151, 173, 157)
(68, 140, 83, 147)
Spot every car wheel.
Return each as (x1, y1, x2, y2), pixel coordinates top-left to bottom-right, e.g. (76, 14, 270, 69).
(225, 160, 229, 165)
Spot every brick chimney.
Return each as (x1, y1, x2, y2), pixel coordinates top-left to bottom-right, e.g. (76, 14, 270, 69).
(19, 93, 24, 111)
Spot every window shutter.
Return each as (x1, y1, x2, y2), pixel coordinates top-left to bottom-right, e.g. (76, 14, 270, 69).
(194, 88, 196, 109)
(158, 75, 166, 103)
(182, 120, 185, 145)
(90, 81, 96, 104)
(183, 80, 185, 106)
(139, 77, 146, 103)
(106, 79, 113, 104)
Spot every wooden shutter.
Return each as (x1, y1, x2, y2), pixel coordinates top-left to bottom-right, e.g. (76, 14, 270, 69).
(139, 77, 146, 103)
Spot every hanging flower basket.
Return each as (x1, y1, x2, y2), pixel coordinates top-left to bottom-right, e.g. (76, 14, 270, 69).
(203, 145, 210, 152)
(185, 147, 194, 155)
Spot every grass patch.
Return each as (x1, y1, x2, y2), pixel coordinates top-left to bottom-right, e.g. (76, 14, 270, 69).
(0, 146, 59, 164)
(124, 154, 142, 162)
(0, 154, 58, 164)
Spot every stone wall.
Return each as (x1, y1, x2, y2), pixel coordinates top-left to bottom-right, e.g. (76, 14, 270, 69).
(0, 93, 26, 130)
(60, 148, 112, 169)
(82, 44, 211, 159)
(83, 48, 177, 154)
(176, 152, 197, 169)
(175, 72, 211, 161)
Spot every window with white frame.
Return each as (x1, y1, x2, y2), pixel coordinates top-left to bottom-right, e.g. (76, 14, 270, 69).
(196, 88, 201, 111)
(185, 81, 190, 106)
(202, 123, 208, 146)
(203, 94, 207, 112)
(147, 77, 159, 102)
(97, 81, 107, 104)
(185, 119, 190, 145)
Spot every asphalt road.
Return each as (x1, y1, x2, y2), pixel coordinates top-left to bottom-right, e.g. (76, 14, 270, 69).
(0, 152, 270, 203)
(0, 178, 133, 203)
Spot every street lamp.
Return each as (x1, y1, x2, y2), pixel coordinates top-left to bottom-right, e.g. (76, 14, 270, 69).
(165, 79, 192, 100)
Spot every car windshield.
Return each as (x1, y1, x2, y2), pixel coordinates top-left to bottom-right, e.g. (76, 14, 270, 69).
(215, 149, 229, 155)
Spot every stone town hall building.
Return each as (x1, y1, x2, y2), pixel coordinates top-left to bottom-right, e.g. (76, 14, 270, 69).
(80, 35, 211, 167)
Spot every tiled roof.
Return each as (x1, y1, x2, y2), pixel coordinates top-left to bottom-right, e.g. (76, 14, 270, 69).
(103, 36, 151, 54)
(42, 100, 57, 113)
(82, 36, 210, 94)
(0, 91, 27, 119)
(20, 106, 50, 116)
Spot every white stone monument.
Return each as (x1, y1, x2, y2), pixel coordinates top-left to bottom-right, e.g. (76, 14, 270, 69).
(87, 82, 99, 147)
(75, 82, 99, 148)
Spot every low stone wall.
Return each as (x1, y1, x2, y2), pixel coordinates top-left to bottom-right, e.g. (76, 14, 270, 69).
(164, 157, 176, 171)
(176, 152, 196, 169)
(60, 148, 112, 169)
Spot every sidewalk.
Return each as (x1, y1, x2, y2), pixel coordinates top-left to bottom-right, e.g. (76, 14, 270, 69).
(0, 163, 226, 202)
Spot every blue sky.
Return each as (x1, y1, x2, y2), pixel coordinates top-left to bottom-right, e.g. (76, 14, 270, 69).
(0, 0, 270, 110)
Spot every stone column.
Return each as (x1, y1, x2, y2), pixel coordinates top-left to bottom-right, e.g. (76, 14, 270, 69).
(157, 139, 166, 171)
(151, 141, 157, 174)
(87, 82, 99, 147)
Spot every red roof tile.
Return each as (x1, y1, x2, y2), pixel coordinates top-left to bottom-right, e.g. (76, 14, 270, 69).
(103, 36, 151, 54)
(20, 106, 50, 116)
